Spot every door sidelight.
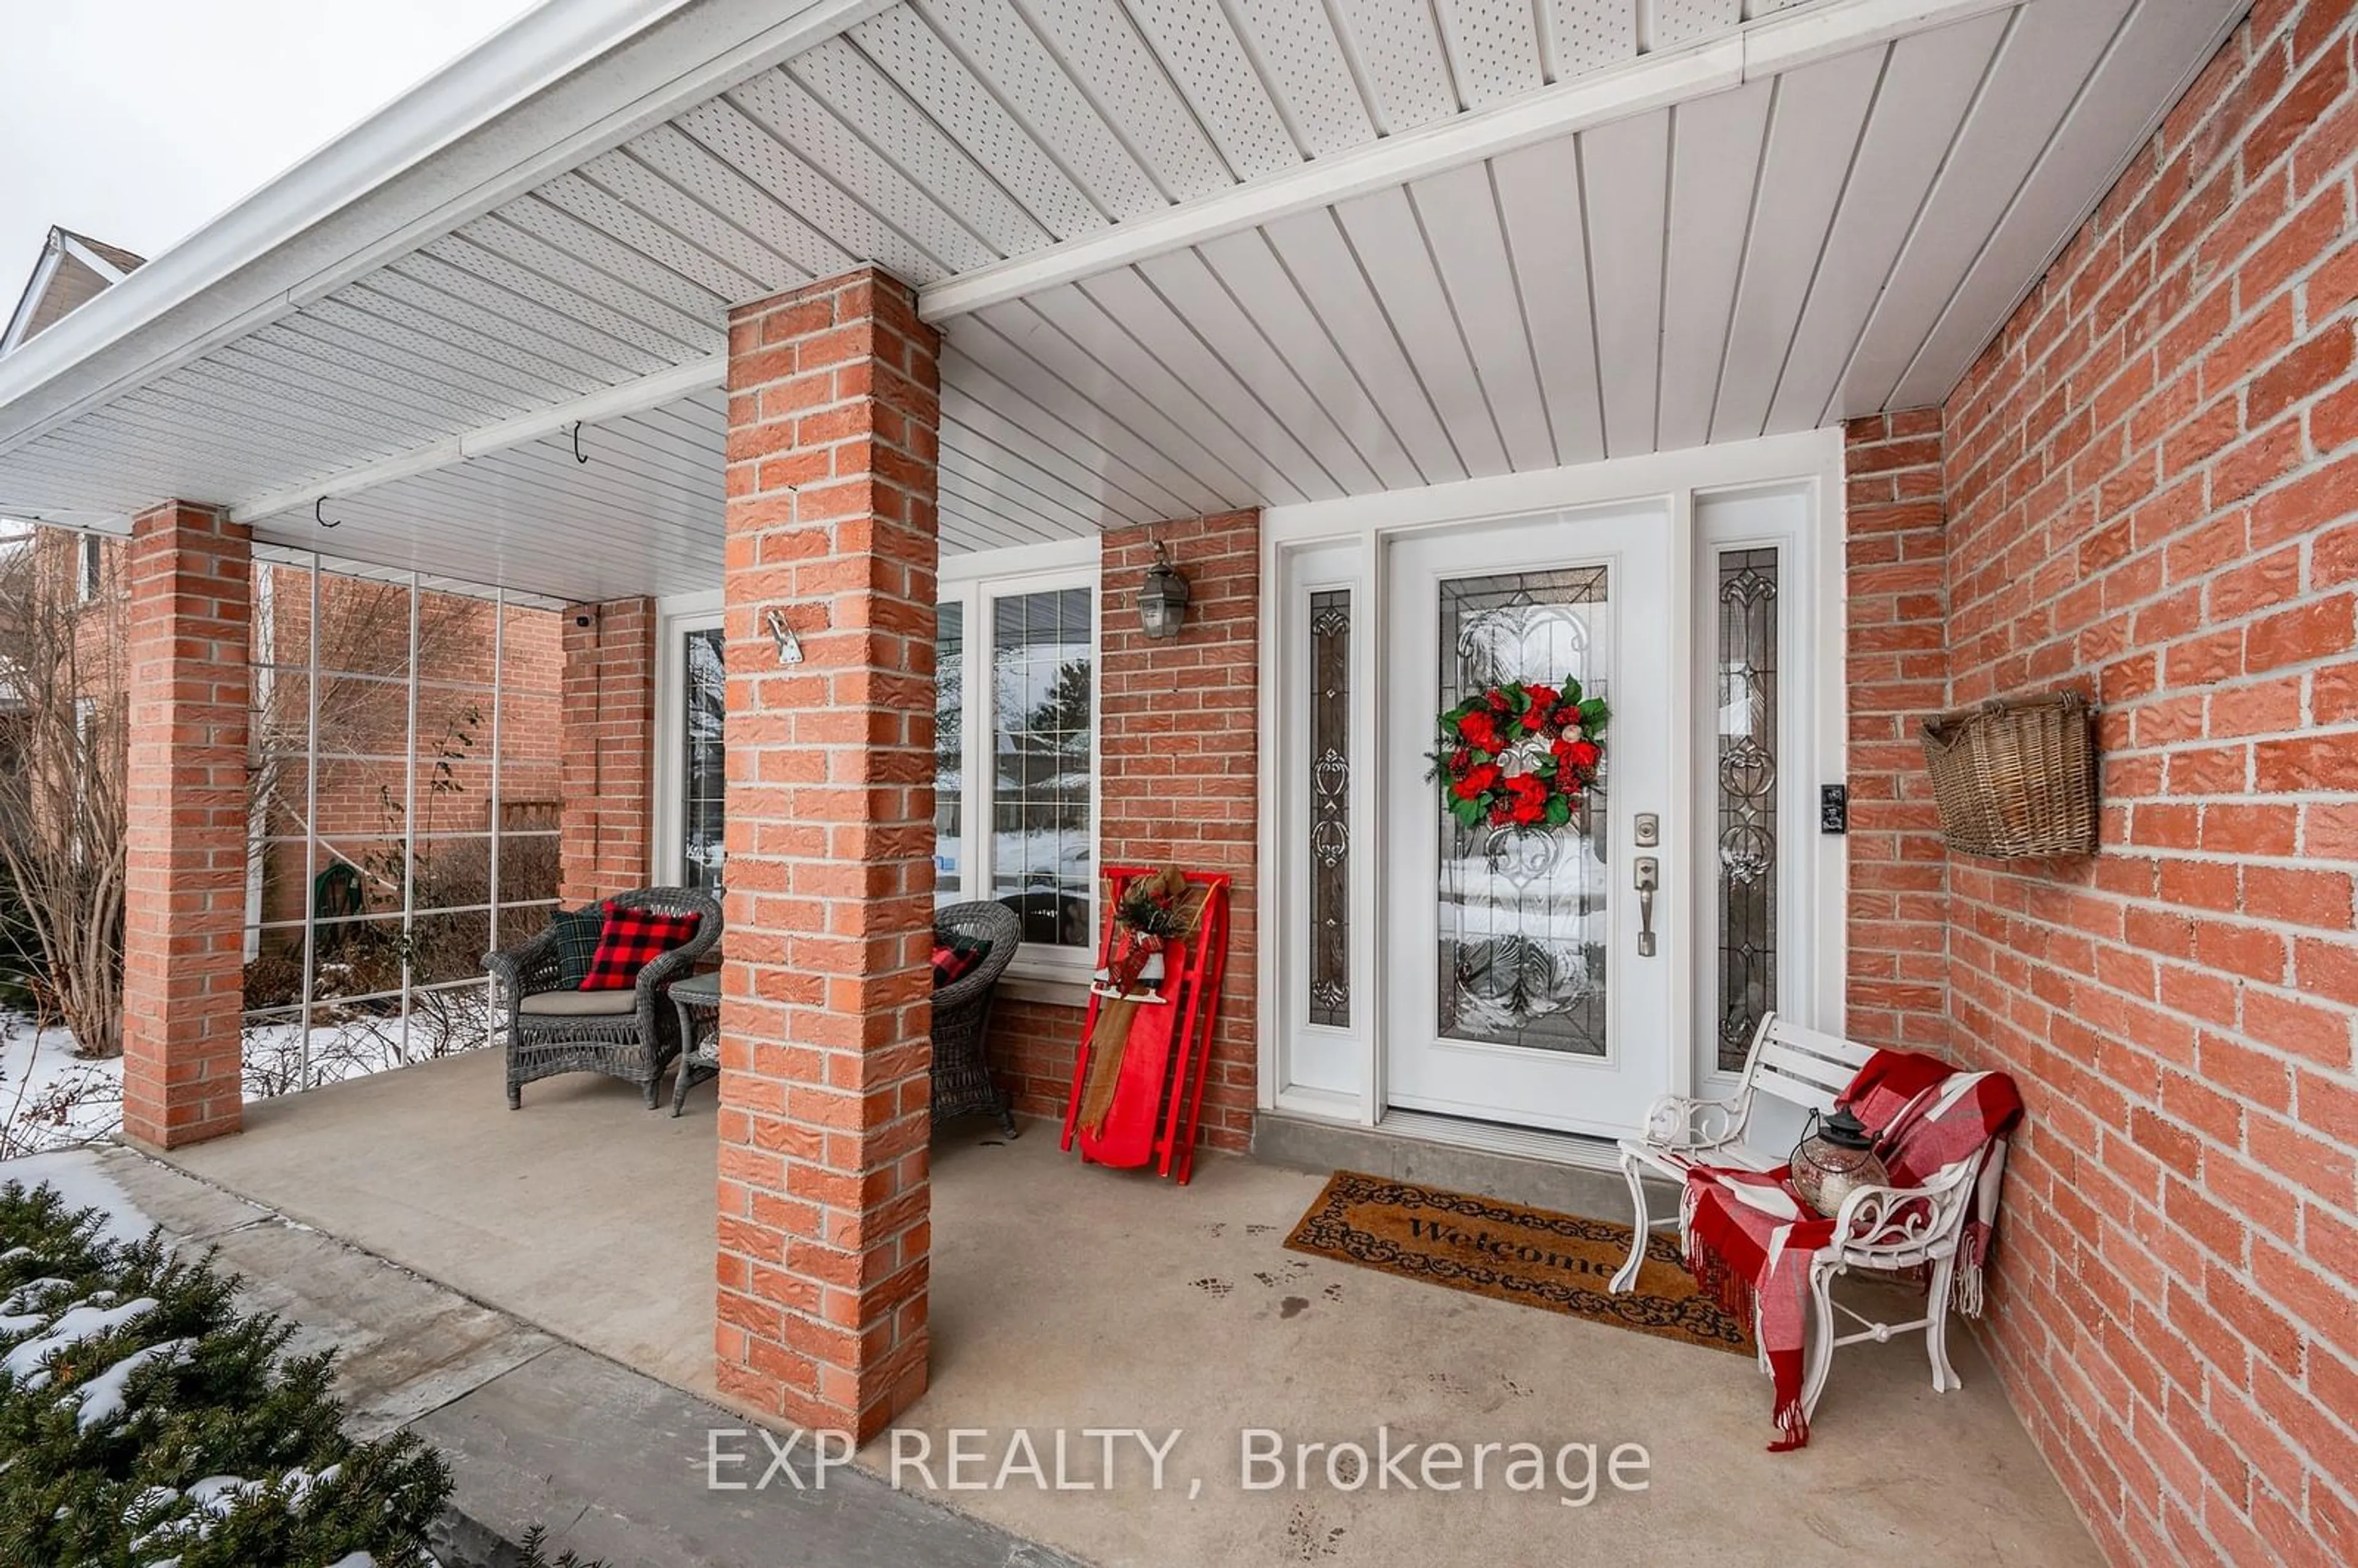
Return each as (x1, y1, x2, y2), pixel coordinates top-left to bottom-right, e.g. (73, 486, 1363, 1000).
(1633, 855, 1659, 958)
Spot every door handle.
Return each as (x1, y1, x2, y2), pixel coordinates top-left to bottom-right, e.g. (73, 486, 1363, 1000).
(1633, 856, 1659, 958)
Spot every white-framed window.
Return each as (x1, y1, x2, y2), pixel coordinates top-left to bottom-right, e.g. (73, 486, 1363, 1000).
(655, 594, 726, 892)
(76, 534, 101, 602)
(937, 538, 1102, 978)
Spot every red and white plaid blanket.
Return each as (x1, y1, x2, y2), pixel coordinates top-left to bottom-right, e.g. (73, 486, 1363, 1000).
(1681, 1051, 2023, 1450)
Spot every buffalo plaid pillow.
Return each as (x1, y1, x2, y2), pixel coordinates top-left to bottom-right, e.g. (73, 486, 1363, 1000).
(932, 933, 992, 988)
(548, 907, 605, 990)
(581, 903, 702, 992)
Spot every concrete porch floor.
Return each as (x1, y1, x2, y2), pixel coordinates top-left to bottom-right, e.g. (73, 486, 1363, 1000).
(158, 1049, 2098, 1568)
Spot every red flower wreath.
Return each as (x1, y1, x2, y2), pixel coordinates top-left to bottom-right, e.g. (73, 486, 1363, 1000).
(1428, 677, 1609, 830)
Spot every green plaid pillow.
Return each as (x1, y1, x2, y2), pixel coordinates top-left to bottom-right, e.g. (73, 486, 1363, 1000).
(550, 907, 605, 990)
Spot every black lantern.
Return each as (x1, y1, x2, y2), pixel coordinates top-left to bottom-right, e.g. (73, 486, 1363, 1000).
(1789, 1107, 1889, 1216)
(1138, 540, 1190, 639)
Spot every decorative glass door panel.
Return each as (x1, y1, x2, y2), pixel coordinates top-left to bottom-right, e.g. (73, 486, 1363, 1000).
(1385, 508, 1678, 1140)
(1436, 569, 1611, 1057)
(1308, 591, 1352, 1027)
(1713, 548, 1780, 1071)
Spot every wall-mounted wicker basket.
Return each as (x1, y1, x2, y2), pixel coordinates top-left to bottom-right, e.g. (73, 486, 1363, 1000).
(1920, 691, 2098, 858)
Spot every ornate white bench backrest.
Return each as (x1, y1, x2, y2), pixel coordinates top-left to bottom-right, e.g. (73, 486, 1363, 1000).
(1740, 1014, 1878, 1119)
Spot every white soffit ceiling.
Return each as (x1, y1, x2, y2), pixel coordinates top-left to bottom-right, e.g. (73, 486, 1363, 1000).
(0, 0, 2246, 598)
(929, 0, 2246, 513)
(243, 393, 728, 602)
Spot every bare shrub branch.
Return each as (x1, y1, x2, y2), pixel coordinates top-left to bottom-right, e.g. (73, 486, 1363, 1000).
(0, 537, 126, 1059)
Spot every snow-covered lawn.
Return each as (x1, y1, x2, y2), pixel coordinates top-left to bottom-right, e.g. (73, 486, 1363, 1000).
(0, 1020, 121, 1156)
(1, 999, 496, 1160)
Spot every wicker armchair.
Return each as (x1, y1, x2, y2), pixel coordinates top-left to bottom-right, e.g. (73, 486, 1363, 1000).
(932, 901, 1023, 1136)
(484, 886, 722, 1110)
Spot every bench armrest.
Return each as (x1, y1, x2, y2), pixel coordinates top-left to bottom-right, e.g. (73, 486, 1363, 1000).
(1638, 1088, 1755, 1152)
(1829, 1157, 1979, 1262)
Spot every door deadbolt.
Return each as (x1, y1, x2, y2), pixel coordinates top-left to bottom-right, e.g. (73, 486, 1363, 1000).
(1633, 812, 1659, 847)
(1633, 855, 1660, 958)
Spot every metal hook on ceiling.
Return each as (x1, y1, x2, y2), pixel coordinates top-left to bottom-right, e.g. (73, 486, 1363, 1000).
(571, 421, 590, 465)
(314, 497, 341, 529)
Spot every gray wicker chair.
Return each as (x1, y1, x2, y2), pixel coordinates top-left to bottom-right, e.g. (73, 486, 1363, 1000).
(484, 886, 722, 1109)
(932, 901, 1023, 1136)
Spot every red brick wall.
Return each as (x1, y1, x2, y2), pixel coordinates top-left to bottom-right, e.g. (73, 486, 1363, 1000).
(1850, 5, 2358, 1562)
(983, 510, 1262, 1153)
(990, 995, 1088, 1127)
(1099, 511, 1260, 1149)
(559, 597, 656, 904)
(1843, 413, 1955, 1052)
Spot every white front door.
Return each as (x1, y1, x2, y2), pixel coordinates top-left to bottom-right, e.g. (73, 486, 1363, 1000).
(1383, 506, 1681, 1138)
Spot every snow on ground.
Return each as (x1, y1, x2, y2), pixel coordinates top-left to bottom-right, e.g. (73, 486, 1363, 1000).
(0, 1020, 123, 1154)
(0, 1149, 152, 1242)
(1, 1003, 495, 1161)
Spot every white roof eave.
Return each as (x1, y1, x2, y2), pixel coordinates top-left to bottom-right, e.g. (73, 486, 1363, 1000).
(0, 0, 887, 460)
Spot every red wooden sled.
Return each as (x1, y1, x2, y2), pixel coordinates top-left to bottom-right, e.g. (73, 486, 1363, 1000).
(1060, 866, 1232, 1184)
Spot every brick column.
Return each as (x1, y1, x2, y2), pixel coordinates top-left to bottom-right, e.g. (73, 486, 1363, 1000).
(121, 502, 251, 1149)
(715, 268, 941, 1439)
(558, 597, 656, 903)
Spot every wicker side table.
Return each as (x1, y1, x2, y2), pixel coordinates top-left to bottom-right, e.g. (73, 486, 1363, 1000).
(668, 971, 723, 1117)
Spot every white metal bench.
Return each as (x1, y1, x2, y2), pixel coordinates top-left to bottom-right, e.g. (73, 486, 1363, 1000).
(1609, 1012, 2007, 1416)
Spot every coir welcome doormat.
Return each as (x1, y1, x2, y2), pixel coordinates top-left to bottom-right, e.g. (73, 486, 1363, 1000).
(1284, 1170, 1753, 1355)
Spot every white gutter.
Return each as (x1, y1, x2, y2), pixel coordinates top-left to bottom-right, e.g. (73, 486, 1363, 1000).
(228, 354, 724, 524)
(916, 0, 2020, 322)
(0, 0, 890, 459)
(0, 233, 67, 358)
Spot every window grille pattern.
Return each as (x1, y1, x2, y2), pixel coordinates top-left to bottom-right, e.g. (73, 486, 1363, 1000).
(1309, 590, 1351, 1027)
(991, 588, 1093, 948)
(1715, 548, 1780, 1071)
(1436, 567, 1611, 1057)
(240, 557, 562, 1095)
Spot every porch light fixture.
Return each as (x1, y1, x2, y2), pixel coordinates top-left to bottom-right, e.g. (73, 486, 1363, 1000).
(1138, 540, 1190, 640)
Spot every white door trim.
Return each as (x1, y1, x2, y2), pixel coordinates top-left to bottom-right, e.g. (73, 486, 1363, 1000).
(1256, 428, 1849, 1145)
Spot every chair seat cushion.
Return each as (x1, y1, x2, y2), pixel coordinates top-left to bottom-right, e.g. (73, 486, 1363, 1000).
(582, 903, 702, 990)
(519, 988, 639, 1017)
